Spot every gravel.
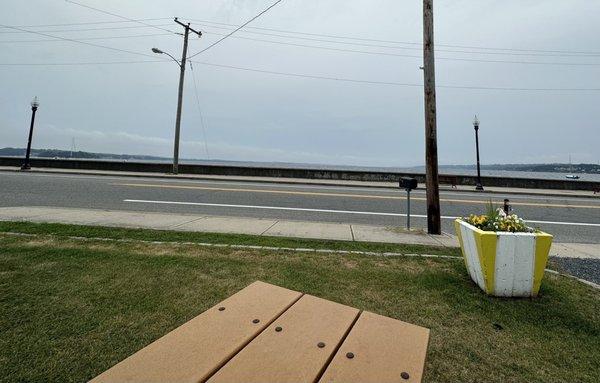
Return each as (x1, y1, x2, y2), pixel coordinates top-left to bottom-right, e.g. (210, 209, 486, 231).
(551, 257, 600, 286)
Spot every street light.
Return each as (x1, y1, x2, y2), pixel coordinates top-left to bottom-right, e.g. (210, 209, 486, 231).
(21, 97, 40, 171)
(151, 20, 201, 175)
(152, 47, 179, 65)
(152, 46, 187, 174)
(473, 115, 484, 191)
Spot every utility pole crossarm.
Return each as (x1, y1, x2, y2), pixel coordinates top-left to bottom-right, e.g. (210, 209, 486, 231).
(174, 17, 202, 37)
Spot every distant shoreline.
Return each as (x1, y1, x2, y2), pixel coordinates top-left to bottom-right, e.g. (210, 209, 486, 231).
(1, 147, 598, 175)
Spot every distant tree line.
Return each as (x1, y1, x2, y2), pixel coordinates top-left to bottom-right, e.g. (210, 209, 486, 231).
(0, 147, 167, 161)
(444, 163, 600, 174)
(2, 147, 598, 173)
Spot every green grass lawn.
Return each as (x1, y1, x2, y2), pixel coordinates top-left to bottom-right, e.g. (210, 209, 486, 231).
(0, 223, 598, 383)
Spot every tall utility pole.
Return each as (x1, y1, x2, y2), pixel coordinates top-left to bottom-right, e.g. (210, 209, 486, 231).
(423, 0, 441, 234)
(172, 18, 201, 174)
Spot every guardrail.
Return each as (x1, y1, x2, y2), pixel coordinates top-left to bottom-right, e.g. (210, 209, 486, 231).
(1, 157, 599, 192)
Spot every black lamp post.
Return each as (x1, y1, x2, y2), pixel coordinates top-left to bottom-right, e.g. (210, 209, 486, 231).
(473, 115, 484, 191)
(21, 97, 39, 171)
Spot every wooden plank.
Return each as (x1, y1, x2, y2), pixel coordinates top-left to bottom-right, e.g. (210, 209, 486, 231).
(208, 295, 360, 383)
(90, 281, 302, 383)
(319, 311, 430, 383)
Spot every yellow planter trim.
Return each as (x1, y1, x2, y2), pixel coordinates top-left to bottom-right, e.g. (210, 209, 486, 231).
(533, 233, 553, 295)
(473, 230, 498, 293)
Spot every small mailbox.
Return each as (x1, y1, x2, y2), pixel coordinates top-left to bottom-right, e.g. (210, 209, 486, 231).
(399, 177, 418, 230)
(400, 177, 418, 191)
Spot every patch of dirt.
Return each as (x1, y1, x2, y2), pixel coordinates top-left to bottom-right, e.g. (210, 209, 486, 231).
(343, 259, 358, 269)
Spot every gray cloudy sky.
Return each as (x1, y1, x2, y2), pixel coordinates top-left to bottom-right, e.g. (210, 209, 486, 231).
(1, 0, 599, 166)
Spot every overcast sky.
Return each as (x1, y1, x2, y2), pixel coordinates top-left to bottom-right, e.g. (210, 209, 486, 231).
(1, 0, 599, 166)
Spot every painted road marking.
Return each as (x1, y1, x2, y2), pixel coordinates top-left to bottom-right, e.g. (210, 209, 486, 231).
(123, 199, 600, 227)
(116, 183, 600, 210)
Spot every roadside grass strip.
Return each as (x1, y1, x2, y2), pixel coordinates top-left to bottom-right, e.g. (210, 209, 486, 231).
(1, 222, 599, 382)
(0, 221, 461, 257)
(2, 231, 597, 290)
(0, 231, 462, 260)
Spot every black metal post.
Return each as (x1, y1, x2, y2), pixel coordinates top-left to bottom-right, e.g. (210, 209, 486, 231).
(21, 101, 38, 171)
(474, 119, 484, 191)
(406, 189, 411, 230)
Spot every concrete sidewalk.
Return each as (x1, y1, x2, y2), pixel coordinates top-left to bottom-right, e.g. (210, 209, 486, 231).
(2, 166, 599, 199)
(0, 206, 598, 259)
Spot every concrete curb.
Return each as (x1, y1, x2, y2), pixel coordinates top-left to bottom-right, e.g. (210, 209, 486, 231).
(3, 167, 599, 199)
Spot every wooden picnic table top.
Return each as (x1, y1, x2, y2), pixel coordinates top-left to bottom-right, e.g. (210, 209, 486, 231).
(91, 281, 430, 383)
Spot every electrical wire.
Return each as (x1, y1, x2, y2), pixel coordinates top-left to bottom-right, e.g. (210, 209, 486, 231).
(189, 62, 211, 159)
(188, 60, 600, 92)
(196, 24, 600, 58)
(0, 24, 175, 34)
(0, 33, 174, 43)
(4, 14, 598, 57)
(2, 56, 598, 92)
(197, 31, 600, 66)
(0, 60, 169, 66)
(64, 0, 178, 35)
(0, 18, 171, 28)
(0, 23, 157, 58)
(187, 0, 285, 59)
(191, 18, 600, 56)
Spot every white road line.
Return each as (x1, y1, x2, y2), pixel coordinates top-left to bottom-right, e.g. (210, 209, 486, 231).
(124, 199, 433, 218)
(123, 199, 600, 227)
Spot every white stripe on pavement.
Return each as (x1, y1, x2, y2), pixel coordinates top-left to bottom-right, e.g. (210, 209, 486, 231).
(123, 199, 600, 227)
(124, 199, 437, 218)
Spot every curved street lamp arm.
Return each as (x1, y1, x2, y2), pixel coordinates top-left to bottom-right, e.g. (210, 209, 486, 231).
(163, 51, 181, 68)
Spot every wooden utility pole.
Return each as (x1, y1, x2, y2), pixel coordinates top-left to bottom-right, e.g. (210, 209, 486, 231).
(172, 18, 202, 175)
(423, 0, 441, 234)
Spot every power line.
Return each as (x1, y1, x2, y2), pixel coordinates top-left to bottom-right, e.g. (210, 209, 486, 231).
(189, 62, 211, 160)
(0, 18, 171, 28)
(0, 23, 157, 58)
(4, 13, 599, 57)
(191, 18, 600, 57)
(5, 19, 595, 61)
(2, 57, 598, 91)
(198, 31, 600, 66)
(189, 60, 600, 92)
(0, 32, 174, 43)
(0, 60, 169, 66)
(64, 0, 178, 35)
(197, 24, 600, 58)
(187, 0, 285, 59)
(0, 24, 175, 34)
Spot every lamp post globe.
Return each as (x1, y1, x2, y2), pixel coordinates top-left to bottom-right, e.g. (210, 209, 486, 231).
(21, 97, 40, 171)
(473, 115, 484, 191)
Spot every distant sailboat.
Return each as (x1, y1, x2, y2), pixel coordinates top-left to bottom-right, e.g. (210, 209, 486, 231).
(566, 155, 580, 179)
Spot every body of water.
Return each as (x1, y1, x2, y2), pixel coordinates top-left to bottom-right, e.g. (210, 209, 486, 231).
(19, 156, 600, 182)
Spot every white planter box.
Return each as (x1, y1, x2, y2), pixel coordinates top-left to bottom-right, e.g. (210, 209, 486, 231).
(454, 219, 553, 297)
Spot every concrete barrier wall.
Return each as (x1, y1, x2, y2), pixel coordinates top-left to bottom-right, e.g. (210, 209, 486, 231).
(2, 157, 599, 191)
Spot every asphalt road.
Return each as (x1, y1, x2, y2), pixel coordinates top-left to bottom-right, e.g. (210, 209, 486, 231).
(1, 171, 599, 243)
